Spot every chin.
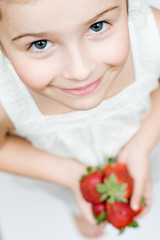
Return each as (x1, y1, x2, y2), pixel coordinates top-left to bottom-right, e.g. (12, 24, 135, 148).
(68, 97, 104, 111)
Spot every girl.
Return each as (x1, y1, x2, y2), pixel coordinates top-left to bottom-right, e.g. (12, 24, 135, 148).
(0, 0, 160, 239)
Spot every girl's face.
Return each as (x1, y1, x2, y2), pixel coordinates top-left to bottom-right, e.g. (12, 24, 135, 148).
(0, 0, 129, 111)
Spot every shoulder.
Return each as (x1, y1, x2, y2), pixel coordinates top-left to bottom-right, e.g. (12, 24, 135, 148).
(0, 103, 14, 142)
(151, 7, 160, 34)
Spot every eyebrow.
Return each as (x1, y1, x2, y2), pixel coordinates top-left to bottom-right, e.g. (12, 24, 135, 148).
(12, 6, 119, 42)
(85, 6, 119, 25)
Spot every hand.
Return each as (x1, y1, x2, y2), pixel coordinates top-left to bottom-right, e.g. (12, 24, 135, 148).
(68, 160, 97, 225)
(68, 159, 106, 238)
(117, 138, 152, 218)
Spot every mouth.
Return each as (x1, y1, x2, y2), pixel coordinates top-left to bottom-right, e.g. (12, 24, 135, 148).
(60, 77, 103, 96)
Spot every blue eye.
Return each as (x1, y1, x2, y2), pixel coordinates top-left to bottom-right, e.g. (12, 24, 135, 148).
(89, 21, 108, 34)
(31, 40, 52, 51)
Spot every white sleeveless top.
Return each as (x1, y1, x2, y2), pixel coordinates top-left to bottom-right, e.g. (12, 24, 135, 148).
(0, 0, 160, 166)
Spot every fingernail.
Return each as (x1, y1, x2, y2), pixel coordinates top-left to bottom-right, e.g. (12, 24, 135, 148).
(131, 203, 139, 211)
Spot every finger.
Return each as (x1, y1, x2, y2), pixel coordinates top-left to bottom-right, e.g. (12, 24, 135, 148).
(77, 195, 97, 225)
(130, 178, 145, 211)
(81, 202, 97, 225)
(74, 215, 106, 238)
(135, 180, 152, 219)
(143, 179, 152, 209)
(74, 184, 97, 225)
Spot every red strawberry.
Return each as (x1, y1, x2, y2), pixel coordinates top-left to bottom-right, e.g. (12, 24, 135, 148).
(92, 202, 107, 224)
(116, 178, 132, 200)
(102, 159, 134, 201)
(80, 167, 103, 204)
(106, 201, 143, 232)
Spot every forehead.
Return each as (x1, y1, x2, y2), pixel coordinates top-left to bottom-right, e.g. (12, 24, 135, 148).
(1, 0, 123, 36)
(4, 0, 121, 21)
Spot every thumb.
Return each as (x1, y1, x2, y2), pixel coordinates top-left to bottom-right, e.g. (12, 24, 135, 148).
(74, 188, 97, 225)
(78, 197, 97, 225)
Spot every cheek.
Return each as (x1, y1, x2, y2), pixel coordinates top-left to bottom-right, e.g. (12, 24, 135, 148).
(95, 30, 130, 67)
(108, 35, 130, 66)
(11, 60, 53, 90)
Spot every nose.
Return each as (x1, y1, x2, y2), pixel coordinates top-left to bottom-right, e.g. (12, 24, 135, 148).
(61, 44, 96, 81)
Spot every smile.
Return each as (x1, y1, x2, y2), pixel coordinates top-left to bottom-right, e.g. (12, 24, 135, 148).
(60, 77, 102, 96)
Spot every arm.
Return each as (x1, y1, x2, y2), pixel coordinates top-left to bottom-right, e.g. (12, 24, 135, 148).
(0, 134, 80, 187)
(0, 104, 97, 225)
(130, 84, 160, 153)
(132, 7, 160, 153)
(117, 84, 160, 213)
(0, 103, 78, 187)
(118, 6, 160, 214)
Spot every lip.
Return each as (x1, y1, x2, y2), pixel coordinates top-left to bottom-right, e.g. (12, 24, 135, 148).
(60, 77, 102, 96)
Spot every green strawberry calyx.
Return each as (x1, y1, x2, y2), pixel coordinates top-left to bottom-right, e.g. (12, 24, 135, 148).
(94, 211, 107, 224)
(108, 157, 116, 167)
(80, 166, 102, 180)
(129, 221, 139, 228)
(80, 166, 93, 180)
(96, 174, 128, 203)
(119, 227, 125, 234)
(119, 221, 139, 235)
(140, 197, 147, 208)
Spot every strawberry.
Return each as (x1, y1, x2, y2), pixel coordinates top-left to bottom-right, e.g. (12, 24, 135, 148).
(102, 158, 127, 175)
(92, 202, 107, 224)
(116, 178, 131, 199)
(106, 201, 143, 233)
(98, 158, 134, 202)
(80, 167, 103, 204)
(104, 167, 133, 198)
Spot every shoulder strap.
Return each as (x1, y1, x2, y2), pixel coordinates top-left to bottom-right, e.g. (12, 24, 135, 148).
(129, 0, 160, 79)
(0, 51, 39, 132)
